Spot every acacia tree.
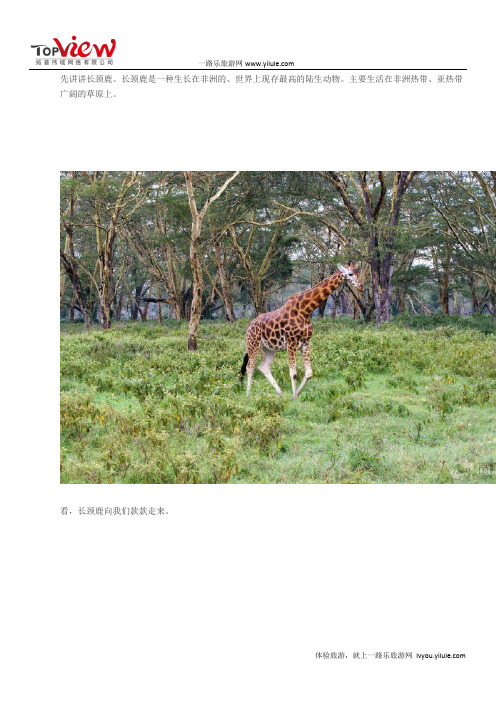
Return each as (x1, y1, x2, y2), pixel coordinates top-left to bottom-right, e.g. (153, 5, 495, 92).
(60, 173, 93, 328)
(449, 172, 496, 316)
(319, 171, 417, 322)
(63, 172, 150, 329)
(430, 172, 496, 318)
(429, 236, 454, 313)
(213, 235, 236, 320)
(202, 220, 238, 321)
(201, 172, 302, 317)
(121, 180, 192, 321)
(93, 172, 149, 328)
(298, 222, 342, 315)
(61, 171, 496, 328)
(183, 171, 240, 350)
(227, 211, 302, 314)
(199, 188, 257, 322)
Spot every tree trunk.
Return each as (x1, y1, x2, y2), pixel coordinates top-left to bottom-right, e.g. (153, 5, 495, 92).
(60, 176, 92, 330)
(372, 250, 394, 323)
(439, 284, 450, 314)
(188, 283, 202, 350)
(93, 171, 142, 330)
(99, 261, 113, 329)
(376, 286, 392, 323)
(184, 170, 239, 349)
(69, 291, 76, 321)
(187, 211, 204, 351)
(142, 298, 150, 321)
(114, 289, 124, 321)
(214, 242, 236, 321)
(60, 250, 91, 330)
(252, 283, 267, 315)
(100, 298, 111, 329)
(491, 288, 496, 321)
(331, 293, 337, 317)
(131, 284, 144, 320)
(156, 284, 163, 324)
(353, 297, 360, 319)
(163, 244, 186, 320)
(453, 291, 459, 315)
(467, 276, 480, 314)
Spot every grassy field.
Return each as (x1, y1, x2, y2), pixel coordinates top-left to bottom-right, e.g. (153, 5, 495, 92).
(60, 315, 496, 483)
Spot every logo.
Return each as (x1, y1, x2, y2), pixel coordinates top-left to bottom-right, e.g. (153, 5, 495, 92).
(31, 36, 116, 62)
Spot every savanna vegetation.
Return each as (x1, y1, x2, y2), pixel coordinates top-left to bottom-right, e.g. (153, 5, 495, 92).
(60, 172, 496, 483)
(61, 316, 496, 483)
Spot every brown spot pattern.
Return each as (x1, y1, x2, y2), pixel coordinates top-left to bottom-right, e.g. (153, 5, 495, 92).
(243, 270, 349, 395)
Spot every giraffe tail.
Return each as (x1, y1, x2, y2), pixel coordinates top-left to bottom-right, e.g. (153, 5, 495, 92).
(239, 353, 249, 381)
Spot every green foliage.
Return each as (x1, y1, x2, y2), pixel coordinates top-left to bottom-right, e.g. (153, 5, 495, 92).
(344, 364, 366, 390)
(391, 313, 496, 334)
(61, 317, 496, 484)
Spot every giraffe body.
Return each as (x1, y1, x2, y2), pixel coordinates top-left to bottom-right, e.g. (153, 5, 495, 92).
(240, 264, 360, 399)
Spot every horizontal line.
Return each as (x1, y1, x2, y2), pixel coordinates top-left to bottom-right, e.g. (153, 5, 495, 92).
(29, 67, 469, 71)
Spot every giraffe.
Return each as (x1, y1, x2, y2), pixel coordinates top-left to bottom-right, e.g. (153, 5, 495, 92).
(240, 263, 361, 399)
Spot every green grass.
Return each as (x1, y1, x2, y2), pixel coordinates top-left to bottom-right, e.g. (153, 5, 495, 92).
(60, 315, 496, 483)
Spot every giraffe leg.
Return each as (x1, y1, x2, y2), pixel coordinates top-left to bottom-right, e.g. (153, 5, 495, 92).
(287, 344, 298, 399)
(258, 350, 282, 396)
(295, 341, 313, 398)
(246, 347, 260, 397)
(244, 324, 262, 397)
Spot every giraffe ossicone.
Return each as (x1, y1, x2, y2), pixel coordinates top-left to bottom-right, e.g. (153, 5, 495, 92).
(240, 264, 361, 399)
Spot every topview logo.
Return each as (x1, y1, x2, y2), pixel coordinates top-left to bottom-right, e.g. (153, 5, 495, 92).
(31, 36, 116, 58)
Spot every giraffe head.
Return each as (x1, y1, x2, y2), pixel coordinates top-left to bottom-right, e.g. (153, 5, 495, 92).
(338, 263, 361, 289)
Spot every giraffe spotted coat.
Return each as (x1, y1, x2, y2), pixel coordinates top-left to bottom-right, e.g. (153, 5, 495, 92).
(240, 264, 360, 399)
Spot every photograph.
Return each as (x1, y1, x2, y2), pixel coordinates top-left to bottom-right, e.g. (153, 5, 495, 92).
(60, 170, 496, 484)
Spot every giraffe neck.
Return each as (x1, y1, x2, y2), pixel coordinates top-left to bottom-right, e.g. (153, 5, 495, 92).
(301, 272, 344, 314)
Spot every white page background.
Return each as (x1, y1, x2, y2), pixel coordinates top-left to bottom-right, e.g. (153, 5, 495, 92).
(3, 1, 495, 700)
